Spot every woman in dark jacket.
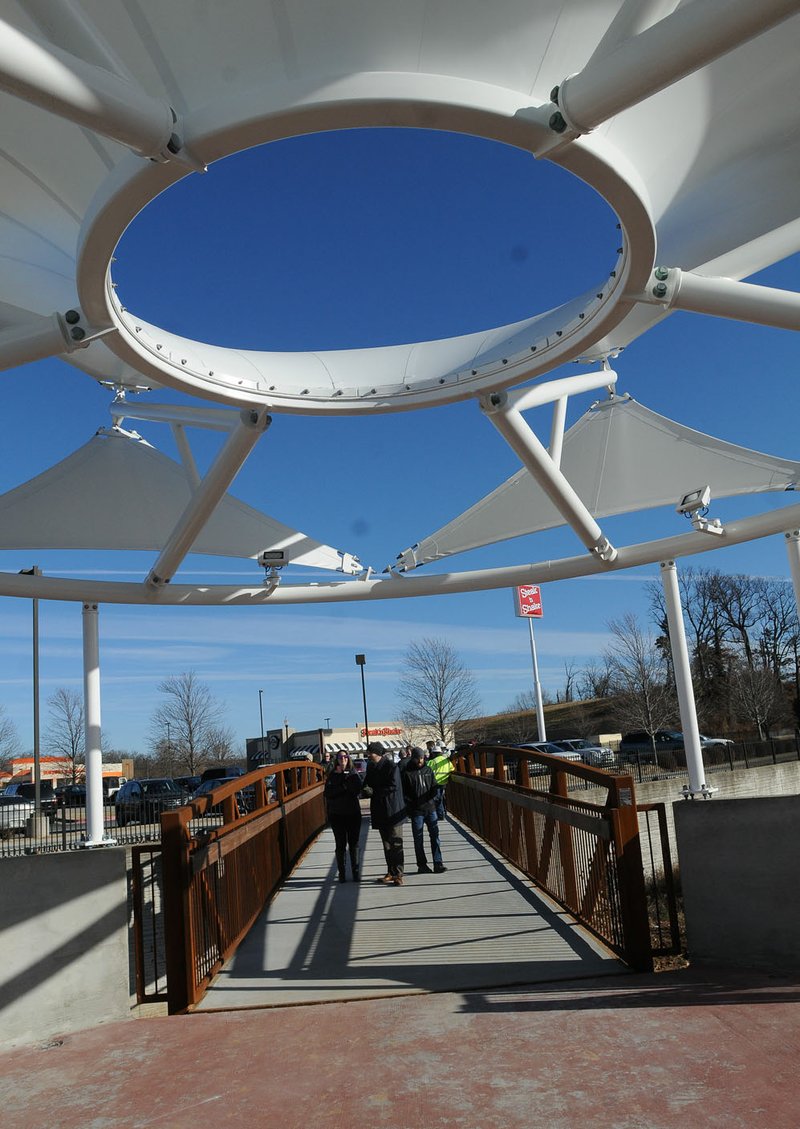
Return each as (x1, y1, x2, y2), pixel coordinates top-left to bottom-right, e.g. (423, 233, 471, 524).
(324, 751, 363, 881)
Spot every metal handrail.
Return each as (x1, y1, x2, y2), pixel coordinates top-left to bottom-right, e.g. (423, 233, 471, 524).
(160, 760, 325, 1012)
(450, 744, 652, 970)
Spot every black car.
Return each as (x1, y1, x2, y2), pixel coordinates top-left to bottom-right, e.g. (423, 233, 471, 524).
(200, 765, 245, 783)
(174, 775, 201, 795)
(115, 778, 185, 827)
(3, 781, 57, 816)
(618, 730, 685, 765)
(190, 774, 254, 815)
(56, 783, 87, 807)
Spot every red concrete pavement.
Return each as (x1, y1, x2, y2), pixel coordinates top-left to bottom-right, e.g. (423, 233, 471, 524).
(3, 963, 800, 1128)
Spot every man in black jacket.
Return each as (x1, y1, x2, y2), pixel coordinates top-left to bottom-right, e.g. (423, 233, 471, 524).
(365, 742, 406, 886)
(401, 747, 447, 875)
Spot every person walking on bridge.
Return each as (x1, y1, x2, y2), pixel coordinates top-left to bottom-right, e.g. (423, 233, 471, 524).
(324, 751, 363, 882)
(365, 741, 406, 886)
(427, 745, 455, 821)
(402, 748, 446, 874)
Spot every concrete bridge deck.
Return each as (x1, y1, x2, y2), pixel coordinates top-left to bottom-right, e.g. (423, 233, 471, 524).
(198, 815, 624, 1010)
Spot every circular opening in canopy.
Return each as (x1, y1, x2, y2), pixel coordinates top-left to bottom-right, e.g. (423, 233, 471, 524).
(114, 128, 618, 352)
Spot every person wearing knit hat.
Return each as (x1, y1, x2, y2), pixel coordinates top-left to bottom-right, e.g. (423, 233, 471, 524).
(401, 747, 447, 875)
(364, 742, 406, 886)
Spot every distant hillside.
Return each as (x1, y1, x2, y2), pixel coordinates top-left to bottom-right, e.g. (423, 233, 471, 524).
(455, 697, 624, 747)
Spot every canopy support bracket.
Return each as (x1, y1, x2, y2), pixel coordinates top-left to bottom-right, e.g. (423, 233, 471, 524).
(480, 387, 617, 563)
(145, 409, 271, 588)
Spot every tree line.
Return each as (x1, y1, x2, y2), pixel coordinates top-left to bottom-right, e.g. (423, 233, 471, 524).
(0, 672, 235, 781)
(496, 568, 799, 742)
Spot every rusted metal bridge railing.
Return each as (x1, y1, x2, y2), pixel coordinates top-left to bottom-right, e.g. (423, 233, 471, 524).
(449, 745, 655, 971)
(160, 761, 325, 1013)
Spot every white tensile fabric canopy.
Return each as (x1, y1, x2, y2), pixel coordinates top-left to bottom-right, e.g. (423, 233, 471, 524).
(394, 396, 800, 571)
(0, 427, 358, 571)
(1, 3, 798, 412)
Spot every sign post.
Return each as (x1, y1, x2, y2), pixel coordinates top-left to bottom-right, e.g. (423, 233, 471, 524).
(513, 585, 546, 742)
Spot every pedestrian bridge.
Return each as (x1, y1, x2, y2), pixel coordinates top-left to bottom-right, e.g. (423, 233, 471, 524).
(197, 813, 622, 1010)
(150, 751, 674, 1013)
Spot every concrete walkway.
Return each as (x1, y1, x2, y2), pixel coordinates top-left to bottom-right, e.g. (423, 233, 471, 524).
(199, 815, 623, 1009)
(3, 816, 800, 1127)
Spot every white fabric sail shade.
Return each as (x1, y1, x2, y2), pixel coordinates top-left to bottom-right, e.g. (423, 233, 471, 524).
(394, 396, 800, 571)
(0, 428, 360, 572)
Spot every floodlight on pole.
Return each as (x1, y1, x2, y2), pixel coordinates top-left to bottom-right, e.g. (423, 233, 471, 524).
(355, 654, 369, 749)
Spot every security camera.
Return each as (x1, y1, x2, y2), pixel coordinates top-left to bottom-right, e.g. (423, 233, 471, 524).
(676, 485, 711, 515)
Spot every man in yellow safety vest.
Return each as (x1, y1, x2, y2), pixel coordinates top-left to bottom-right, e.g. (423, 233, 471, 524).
(426, 744, 455, 821)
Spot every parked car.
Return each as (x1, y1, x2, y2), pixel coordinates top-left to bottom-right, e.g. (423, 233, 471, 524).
(190, 774, 254, 815)
(516, 741, 583, 775)
(56, 783, 87, 807)
(174, 775, 201, 796)
(699, 734, 734, 748)
(517, 741, 583, 762)
(199, 765, 245, 783)
(103, 776, 127, 803)
(0, 794, 35, 834)
(115, 778, 186, 827)
(552, 739, 614, 767)
(3, 781, 57, 816)
(619, 731, 685, 766)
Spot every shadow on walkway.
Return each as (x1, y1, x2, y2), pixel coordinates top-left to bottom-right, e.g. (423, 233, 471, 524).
(198, 815, 625, 1009)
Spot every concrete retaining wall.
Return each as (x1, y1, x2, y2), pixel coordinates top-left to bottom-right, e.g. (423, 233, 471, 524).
(674, 796, 800, 972)
(0, 848, 130, 1049)
(572, 760, 800, 874)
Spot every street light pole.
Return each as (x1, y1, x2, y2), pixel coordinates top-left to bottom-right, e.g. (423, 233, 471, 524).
(258, 688, 265, 762)
(355, 654, 369, 749)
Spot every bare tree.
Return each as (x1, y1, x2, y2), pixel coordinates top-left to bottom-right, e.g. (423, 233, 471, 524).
(506, 688, 553, 712)
(712, 573, 764, 669)
(577, 658, 615, 701)
(46, 688, 85, 782)
(150, 672, 227, 774)
(560, 659, 578, 703)
(730, 659, 789, 739)
(396, 638, 481, 744)
(0, 704, 20, 767)
(756, 579, 799, 680)
(605, 614, 677, 754)
(497, 706, 536, 746)
(205, 725, 236, 764)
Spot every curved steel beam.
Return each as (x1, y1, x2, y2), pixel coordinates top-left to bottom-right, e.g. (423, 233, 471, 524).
(6, 500, 800, 606)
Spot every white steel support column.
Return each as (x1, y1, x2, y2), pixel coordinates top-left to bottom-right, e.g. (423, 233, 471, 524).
(785, 531, 800, 614)
(82, 601, 109, 846)
(0, 315, 74, 372)
(554, 0, 798, 135)
(528, 618, 547, 742)
(548, 396, 568, 470)
(146, 409, 270, 587)
(481, 393, 616, 562)
(660, 560, 711, 799)
(670, 272, 800, 331)
(171, 425, 201, 491)
(0, 18, 178, 160)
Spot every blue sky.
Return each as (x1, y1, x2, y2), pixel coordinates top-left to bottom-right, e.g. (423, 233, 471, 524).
(1, 127, 798, 757)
